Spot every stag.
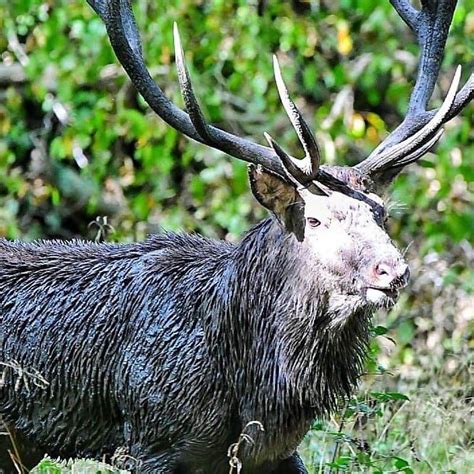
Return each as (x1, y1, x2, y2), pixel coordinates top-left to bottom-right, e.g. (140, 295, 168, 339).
(0, 0, 472, 472)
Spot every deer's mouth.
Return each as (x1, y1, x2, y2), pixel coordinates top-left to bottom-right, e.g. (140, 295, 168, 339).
(364, 287, 400, 306)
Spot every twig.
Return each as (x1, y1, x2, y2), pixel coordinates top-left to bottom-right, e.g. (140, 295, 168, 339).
(0, 360, 49, 393)
(228, 421, 265, 474)
(1, 419, 27, 474)
(327, 400, 349, 473)
(0, 64, 26, 86)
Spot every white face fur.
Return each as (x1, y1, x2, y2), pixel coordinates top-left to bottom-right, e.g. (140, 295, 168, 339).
(300, 188, 407, 308)
(302, 190, 387, 265)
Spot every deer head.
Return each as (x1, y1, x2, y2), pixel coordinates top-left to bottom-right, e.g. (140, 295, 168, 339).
(86, 0, 472, 310)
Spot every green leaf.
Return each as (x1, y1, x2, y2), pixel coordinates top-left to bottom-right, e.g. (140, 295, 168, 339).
(370, 391, 410, 402)
(393, 456, 410, 469)
(372, 325, 388, 336)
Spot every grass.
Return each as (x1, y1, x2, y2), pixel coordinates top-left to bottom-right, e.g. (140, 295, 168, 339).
(300, 367, 472, 473)
(31, 458, 128, 474)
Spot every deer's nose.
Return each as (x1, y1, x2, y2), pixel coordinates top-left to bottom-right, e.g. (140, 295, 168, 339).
(374, 261, 410, 288)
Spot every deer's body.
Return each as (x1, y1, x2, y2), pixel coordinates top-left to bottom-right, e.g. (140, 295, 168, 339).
(1, 218, 369, 472)
(0, 0, 472, 472)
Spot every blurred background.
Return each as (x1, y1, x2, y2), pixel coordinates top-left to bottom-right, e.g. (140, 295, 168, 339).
(1, 0, 473, 472)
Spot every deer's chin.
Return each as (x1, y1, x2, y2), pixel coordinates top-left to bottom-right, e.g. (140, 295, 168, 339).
(364, 287, 399, 308)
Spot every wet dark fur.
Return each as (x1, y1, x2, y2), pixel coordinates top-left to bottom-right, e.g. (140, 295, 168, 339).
(0, 216, 371, 473)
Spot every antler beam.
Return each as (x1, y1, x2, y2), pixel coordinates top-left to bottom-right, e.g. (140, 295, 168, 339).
(357, 0, 474, 177)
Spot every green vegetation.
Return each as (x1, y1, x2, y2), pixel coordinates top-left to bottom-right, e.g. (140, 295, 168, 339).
(31, 458, 128, 474)
(1, 0, 472, 472)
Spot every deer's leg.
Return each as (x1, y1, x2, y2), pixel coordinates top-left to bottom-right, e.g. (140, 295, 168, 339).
(271, 452, 308, 474)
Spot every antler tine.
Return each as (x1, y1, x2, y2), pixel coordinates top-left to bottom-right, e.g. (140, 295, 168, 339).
(86, 0, 288, 177)
(264, 133, 330, 196)
(356, 0, 473, 178)
(396, 128, 445, 167)
(445, 72, 474, 121)
(390, 0, 418, 32)
(358, 65, 461, 174)
(272, 55, 321, 181)
(264, 132, 307, 185)
(173, 23, 214, 143)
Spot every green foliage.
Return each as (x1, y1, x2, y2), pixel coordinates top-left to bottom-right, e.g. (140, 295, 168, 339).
(0, 0, 473, 473)
(300, 322, 472, 473)
(31, 457, 128, 474)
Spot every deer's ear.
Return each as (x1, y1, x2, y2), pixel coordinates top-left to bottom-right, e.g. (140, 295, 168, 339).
(248, 164, 302, 214)
(248, 165, 305, 239)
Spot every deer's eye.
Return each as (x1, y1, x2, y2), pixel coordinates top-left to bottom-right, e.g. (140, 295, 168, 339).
(307, 217, 321, 228)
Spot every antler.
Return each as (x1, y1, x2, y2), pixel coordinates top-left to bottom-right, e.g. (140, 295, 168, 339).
(86, 0, 345, 192)
(356, 0, 474, 179)
(264, 56, 321, 186)
(87, 0, 472, 192)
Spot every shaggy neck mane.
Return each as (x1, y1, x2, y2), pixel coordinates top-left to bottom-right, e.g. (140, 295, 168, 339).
(202, 218, 372, 461)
